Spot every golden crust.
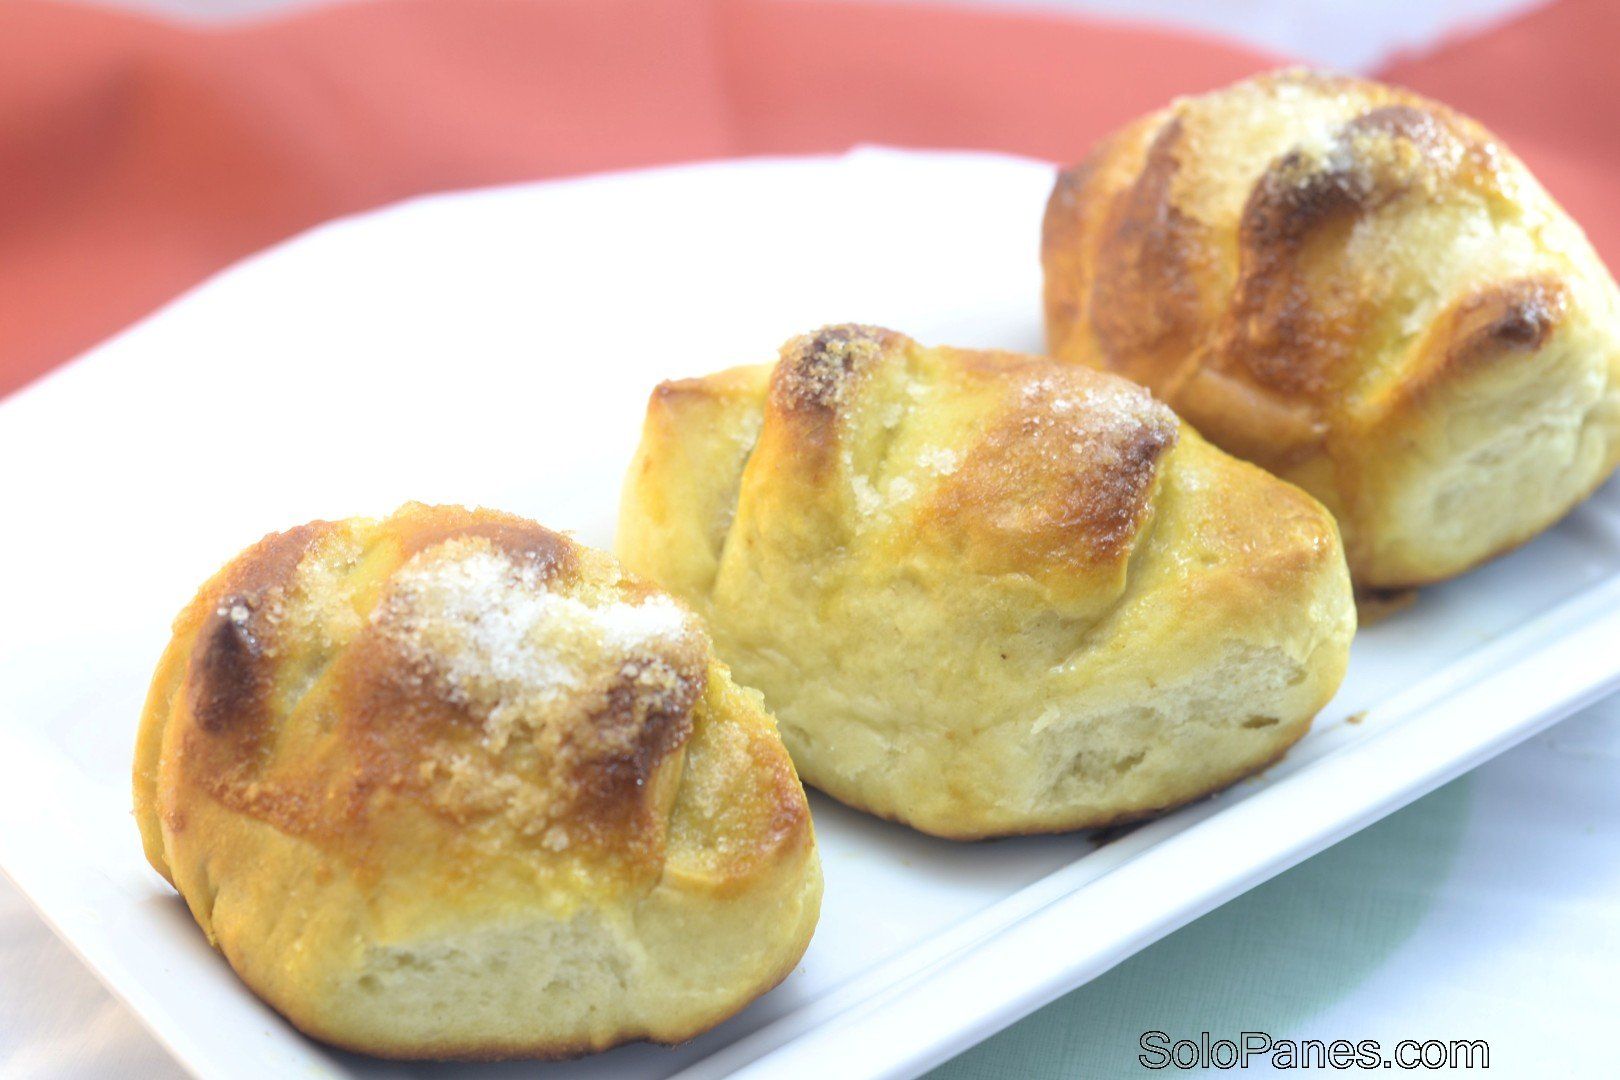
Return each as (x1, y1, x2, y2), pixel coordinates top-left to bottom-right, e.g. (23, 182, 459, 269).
(618, 326, 1355, 839)
(1043, 69, 1620, 588)
(760, 327, 1180, 601)
(922, 346, 1177, 587)
(133, 504, 820, 1060)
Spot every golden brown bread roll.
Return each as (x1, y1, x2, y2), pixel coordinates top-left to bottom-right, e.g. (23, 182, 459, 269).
(133, 504, 820, 1060)
(1043, 69, 1620, 589)
(617, 325, 1355, 839)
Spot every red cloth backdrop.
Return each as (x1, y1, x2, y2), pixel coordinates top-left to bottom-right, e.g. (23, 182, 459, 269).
(0, 0, 1613, 397)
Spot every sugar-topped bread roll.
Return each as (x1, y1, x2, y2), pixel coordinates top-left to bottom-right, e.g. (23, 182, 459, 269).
(618, 326, 1355, 839)
(1043, 69, 1620, 589)
(133, 504, 820, 1059)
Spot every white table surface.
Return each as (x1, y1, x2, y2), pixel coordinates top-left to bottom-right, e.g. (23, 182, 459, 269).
(8, 2, 1608, 1078)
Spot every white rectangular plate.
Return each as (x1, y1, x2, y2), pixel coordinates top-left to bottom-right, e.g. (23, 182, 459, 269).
(2, 148, 1619, 1080)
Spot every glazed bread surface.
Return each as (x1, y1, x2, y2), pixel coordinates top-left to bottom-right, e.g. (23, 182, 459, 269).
(133, 503, 820, 1060)
(1043, 69, 1620, 589)
(618, 326, 1356, 839)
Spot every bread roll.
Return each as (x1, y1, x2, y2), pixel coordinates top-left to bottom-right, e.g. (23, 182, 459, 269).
(1043, 69, 1620, 589)
(133, 504, 820, 1060)
(617, 326, 1355, 839)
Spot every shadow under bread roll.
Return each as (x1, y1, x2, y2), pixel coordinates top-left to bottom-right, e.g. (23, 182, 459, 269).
(618, 325, 1356, 840)
(1043, 68, 1620, 591)
(133, 503, 820, 1060)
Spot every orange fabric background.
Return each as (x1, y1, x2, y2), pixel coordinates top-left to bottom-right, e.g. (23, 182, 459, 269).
(0, 0, 1613, 398)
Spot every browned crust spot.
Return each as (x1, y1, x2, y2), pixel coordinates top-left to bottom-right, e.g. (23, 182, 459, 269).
(1345, 103, 1441, 145)
(185, 522, 334, 737)
(1443, 276, 1565, 366)
(1222, 139, 1387, 400)
(576, 658, 704, 806)
(188, 602, 266, 734)
(1089, 116, 1210, 388)
(770, 324, 899, 415)
(926, 359, 1178, 574)
(1388, 276, 1568, 416)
